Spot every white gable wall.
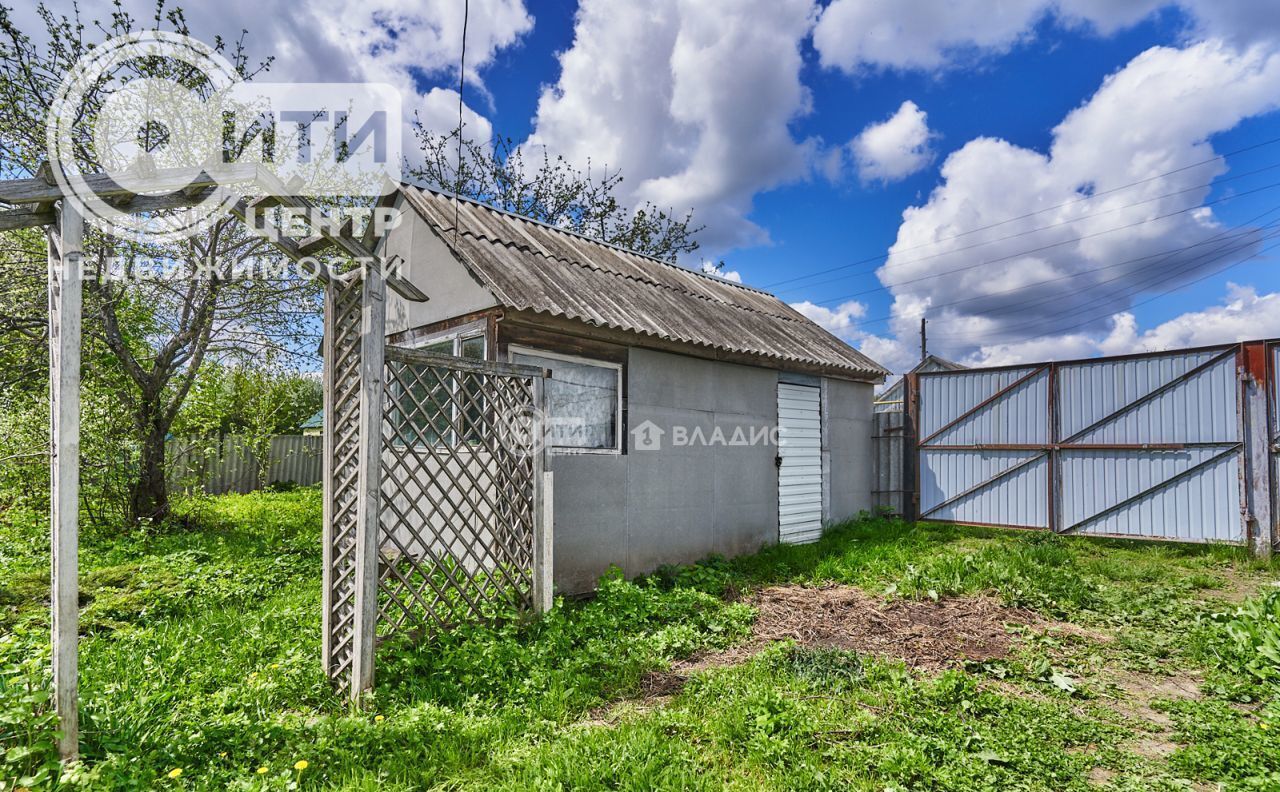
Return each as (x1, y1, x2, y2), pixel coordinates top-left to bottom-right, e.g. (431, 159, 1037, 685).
(381, 195, 498, 336)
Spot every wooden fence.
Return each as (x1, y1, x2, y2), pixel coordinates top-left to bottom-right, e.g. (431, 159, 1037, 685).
(168, 434, 322, 495)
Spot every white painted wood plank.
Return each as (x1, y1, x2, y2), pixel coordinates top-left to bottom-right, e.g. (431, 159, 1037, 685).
(49, 204, 82, 760)
(351, 269, 386, 697)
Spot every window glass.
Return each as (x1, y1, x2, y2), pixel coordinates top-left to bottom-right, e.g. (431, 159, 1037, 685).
(512, 351, 618, 450)
(460, 335, 485, 359)
(396, 333, 485, 446)
(458, 335, 486, 443)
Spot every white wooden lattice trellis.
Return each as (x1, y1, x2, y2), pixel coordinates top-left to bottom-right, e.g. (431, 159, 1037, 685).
(321, 286, 554, 694)
(378, 346, 550, 637)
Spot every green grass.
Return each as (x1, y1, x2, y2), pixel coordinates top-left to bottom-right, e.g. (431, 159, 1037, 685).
(1, 490, 1278, 790)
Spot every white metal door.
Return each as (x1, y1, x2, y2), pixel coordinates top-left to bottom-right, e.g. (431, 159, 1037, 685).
(778, 382, 823, 543)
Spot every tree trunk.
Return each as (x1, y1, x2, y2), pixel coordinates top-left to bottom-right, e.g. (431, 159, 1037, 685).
(129, 401, 171, 524)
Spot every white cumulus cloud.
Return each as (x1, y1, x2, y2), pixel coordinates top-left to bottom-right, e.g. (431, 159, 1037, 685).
(1099, 283, 1280, 354)
(850, 100, 935, 183)
(525, 0, 819, 252)
(811, 0, 1280, 73)
(869, 39, 1280, 367)
(11, 0, 533, 162)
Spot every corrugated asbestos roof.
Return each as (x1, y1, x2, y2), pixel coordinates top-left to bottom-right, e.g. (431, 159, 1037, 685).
(398, 186, 889, 380)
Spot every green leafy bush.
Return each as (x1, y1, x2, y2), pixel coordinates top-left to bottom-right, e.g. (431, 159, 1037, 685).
(1212, 588, 1280, 684)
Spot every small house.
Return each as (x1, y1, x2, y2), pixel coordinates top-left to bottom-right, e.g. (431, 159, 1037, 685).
(381, 187, 889, 593)
(873, 354, 966, 412)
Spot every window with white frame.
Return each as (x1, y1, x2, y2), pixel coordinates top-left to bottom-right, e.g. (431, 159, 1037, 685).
(394, 326, 487, 446)
(509, 345, 621, 453)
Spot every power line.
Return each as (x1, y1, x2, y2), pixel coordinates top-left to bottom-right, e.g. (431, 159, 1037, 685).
(931, 227, 1280, 343)
(453, 0, 470, 243)
(938, 237, 1280, 352)
(762, 134, 1280, 291)
(775, 158, 1280, 297)
(837, 206, 1280, 329)
(804, 178, 1280, 306)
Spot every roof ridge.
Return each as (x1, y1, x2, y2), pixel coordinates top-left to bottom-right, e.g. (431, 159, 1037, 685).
(401, 182, 776, 297)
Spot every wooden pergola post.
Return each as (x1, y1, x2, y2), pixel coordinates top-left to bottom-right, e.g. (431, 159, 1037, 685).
(48, 202, 83, 761)
(532, 375, 554, 615)
(350, 265, 386, 695)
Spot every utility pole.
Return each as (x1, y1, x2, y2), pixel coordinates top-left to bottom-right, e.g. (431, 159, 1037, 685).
(919, 317, 927, 363)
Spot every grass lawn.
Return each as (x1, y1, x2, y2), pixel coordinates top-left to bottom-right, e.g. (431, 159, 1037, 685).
(2, 488, 1279, 790)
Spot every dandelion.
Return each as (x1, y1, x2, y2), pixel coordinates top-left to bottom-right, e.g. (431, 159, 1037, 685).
(374, 715, 385, 723)
(218, 752, 227, 759)
(167, 768, 183, 779)
(294, 760, 309, 771)
(1262, 722, 1271, 730)
(270, 663, 280, 670)
(257, 766, 269, 775)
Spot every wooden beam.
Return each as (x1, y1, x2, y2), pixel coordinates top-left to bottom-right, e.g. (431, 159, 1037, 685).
(350, 267, 386, 697)
(385, 345, 549, 379)
(296, 234, 336, 257)
(48, 203, 83, 761)
(0, 164, 258, 205)
(0, 187, 226, 232)
(0, 205, 55, 231)
(319, 279, 338, 681)
(534, 469, 554, 615)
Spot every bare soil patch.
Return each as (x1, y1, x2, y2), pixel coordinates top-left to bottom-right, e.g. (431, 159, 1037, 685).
(639, 584, 1039, 696)
(744, 584, 1036, 669)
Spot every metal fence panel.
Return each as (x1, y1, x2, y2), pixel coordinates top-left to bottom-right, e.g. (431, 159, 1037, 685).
(872, 412, 906, 514)
(1272, 341, 1279, 549)
(1060, 447, 1242, 541)
(1056, 347, 1242, 542)
(1058, 349, 1237, 443)
(168, 435, 322, 495)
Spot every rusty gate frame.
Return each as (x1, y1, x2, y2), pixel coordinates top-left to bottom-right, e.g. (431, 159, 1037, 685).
(906, 341, 1277, 553)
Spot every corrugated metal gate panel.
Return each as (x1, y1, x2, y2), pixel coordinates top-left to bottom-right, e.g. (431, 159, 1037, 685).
(920, 449, 1048, 527)
(918, 367, 1048, 444)
(1272, 342, 1279, 547)
(1058, 350, 1238, 443)
(915, 344, 1247, 545)
(1061, 447, 1242, 541)
(778, 382, 823, 544)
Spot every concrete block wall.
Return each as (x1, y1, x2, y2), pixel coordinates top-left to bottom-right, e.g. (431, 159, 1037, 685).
(550, 347, 875, 594)
(825, 377, 876, 521)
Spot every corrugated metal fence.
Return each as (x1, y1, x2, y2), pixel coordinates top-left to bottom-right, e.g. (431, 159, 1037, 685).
(872, 412, 910, 515)
(168, 435, 322, 495)
(903, 340, 1278, 553)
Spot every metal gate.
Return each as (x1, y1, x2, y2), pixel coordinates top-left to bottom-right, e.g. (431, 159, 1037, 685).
(913, 344, 1251, 544)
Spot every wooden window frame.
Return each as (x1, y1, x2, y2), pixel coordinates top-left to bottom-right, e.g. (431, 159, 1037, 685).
(508, 343, 623, 456)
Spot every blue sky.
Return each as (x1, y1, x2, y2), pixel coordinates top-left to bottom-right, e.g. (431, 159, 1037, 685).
(18, 0, 1280, 372)
(468, 1, 1280, 371)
